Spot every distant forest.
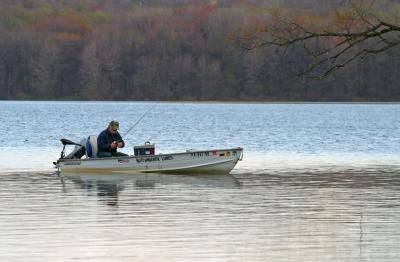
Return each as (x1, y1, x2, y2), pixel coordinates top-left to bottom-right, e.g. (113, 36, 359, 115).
(1, 0, 400, 101)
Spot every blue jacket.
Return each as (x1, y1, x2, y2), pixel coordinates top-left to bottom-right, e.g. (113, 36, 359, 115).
(97, 129, 125, 153)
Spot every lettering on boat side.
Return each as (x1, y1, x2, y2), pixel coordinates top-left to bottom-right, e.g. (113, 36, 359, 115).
(191, 152, 210, 157)
(136, 156, 174, 163)
(136, 156, 160, 163)
(118, 159, 129, 164)
(64, 161, 81, 165)
(162, 156, 173, 161)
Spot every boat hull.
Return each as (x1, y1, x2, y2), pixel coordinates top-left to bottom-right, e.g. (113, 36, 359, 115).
(57, 148, 243, 175)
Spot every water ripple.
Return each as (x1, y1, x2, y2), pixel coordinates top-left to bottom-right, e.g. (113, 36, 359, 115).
(0, 169, 399, 261)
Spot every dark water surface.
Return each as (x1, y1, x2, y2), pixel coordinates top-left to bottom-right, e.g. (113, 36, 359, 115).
(1, 101, 400, 261)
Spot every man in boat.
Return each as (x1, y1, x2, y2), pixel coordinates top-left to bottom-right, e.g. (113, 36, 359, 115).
(97, 120, 128, 158)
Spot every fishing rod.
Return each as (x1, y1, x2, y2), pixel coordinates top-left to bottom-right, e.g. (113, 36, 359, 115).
(122, 103, 158, 138)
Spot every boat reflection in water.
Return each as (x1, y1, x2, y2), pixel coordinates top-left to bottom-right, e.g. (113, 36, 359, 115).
(59, 172, 242, 206)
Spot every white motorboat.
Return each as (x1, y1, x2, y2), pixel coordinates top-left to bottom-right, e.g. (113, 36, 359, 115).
(54, 138, 243, 174)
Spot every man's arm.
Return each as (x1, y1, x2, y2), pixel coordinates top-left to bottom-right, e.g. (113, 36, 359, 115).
(116, 133, 125, 148)
(97, 131, 111, 151)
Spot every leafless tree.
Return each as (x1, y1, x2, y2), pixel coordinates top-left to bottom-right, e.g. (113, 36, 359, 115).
(238, 0, 400, 78)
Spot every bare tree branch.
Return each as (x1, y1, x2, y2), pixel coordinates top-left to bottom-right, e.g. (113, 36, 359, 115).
(237, 2, 400, 78)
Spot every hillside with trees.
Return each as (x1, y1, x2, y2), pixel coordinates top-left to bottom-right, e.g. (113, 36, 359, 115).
(0, 0, 399, 101)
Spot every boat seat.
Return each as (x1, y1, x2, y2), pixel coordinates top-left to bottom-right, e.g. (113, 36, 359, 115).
(85, 135, 98, 158)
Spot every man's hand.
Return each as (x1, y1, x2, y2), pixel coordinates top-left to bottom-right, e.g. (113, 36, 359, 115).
(111, 141, 118, 149)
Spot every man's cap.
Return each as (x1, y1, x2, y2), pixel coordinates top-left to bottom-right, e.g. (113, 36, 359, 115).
(109, 120, 119, 130)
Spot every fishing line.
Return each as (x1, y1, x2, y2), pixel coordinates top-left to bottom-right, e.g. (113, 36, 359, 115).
(122, 102, 158, 138)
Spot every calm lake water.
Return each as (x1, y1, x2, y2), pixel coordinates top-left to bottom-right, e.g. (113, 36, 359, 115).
(1, 101, 400, 261)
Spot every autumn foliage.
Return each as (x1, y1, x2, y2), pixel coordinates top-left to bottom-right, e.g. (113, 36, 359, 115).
(0, 0, 399, 101)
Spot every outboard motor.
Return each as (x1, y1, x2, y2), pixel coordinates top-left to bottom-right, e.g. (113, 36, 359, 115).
(62, 138, 87, 159)
(54, 138, 87, 168)
(67, 139, 87, 159)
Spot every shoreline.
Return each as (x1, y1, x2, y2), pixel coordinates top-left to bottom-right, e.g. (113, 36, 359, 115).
(1, 100, 400, 104)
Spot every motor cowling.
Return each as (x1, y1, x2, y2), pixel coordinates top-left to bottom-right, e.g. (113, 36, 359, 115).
(64, 137, 87, 159)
